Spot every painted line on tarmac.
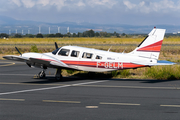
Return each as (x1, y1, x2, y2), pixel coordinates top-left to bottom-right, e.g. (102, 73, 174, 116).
(100, 102, 140, 106)
(0, 80, 107, 96)
(160, 105, 180, 108)
(79, 84, 180, 90)
(0, 98, 25, 101)
(86, 106, 99, 108)
(0, 62, 15, 67)
(0, 74, 36, 76)
(0, 82, 179, 90)
(43, 100, 81, 104)
(0, 82, 65, 86)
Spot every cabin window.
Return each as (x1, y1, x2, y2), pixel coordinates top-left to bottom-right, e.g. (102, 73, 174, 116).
(52, 48, 60, 55)
(82, 52, 93, 59)
(95, 55, 102, 59)
(58, 49, 70, 56)
(71, 50, 80, 57)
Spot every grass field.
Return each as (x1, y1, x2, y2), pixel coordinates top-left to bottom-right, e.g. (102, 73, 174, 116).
(1, 37, 180, 80)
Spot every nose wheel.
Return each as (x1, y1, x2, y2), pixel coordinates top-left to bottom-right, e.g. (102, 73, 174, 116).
(38, 69, 46, 78)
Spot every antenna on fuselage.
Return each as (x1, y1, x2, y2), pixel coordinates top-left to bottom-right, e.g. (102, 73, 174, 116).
(122, 47, 127, 54)
(108, 46, 112, 52)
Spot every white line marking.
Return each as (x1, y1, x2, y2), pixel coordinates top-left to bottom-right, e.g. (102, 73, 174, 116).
(160, 105, 180, 107)
(100, 102, 140, 106)
(0, 80, 107, 96)
(0, 81, 179, 90)
(86, 106, 99, 108)
(43, 100, 81, 103)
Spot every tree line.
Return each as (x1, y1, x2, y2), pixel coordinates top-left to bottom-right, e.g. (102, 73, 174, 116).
(1, 29, 178, 38)
(0, 29, 123, 38)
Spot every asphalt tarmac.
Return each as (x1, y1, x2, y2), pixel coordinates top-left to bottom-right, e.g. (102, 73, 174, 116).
(0, 60, 180, 120)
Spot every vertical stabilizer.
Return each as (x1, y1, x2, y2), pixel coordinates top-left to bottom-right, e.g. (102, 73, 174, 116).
(130, 28, 166, 60)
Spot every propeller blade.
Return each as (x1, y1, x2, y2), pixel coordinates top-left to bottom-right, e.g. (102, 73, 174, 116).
(55, 42, 58, 49)
(15, 47, 22, 56)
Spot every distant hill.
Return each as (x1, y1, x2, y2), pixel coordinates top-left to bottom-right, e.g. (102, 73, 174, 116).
(0, 15, 180, 34)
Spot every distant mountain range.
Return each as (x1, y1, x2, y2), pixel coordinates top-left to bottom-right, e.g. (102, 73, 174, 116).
(0, 15, 180, 34)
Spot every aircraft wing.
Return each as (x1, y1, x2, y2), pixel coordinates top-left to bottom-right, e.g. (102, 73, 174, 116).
(3, 55, 68, 68)
(3, 55, 29, 62)
(131, 60, 176, 66)
(29, 58, 68, 68)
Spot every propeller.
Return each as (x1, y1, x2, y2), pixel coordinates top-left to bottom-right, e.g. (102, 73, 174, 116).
(15, 47, 22, 56)
(55, 42, 58, 49)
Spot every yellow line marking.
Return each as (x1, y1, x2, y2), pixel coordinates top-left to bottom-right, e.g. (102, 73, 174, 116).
(79, 85, 180, 90)
(100, 102, 140, 106)
(0, 82, 66, 86)
(160, 105, 180, 107)
(0, 62, 15, 67)
(0, 98, 25, 101)
(86, 106, 99, 108)
(43, 100, 81, 104)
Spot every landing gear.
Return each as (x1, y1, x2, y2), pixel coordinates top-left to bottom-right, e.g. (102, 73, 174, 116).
(55, 68, 62, 81)
(37, 69, 46, 78)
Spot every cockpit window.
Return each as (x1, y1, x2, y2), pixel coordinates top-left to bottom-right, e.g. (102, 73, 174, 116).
(82, 52, 93, 59)
(71, 50, 80, 57)
(95, 55, 102, 59)
(52, 48, 60, 55)
(58, 49, 70, 56)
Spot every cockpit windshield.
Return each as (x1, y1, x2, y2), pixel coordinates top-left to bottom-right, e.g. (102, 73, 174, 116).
(52, 48, 60, 55)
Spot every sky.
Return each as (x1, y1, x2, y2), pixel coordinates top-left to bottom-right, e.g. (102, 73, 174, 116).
(1, 0, 180, 25)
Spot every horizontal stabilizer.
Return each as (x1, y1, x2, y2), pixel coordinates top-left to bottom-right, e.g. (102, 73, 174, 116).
(131, 60, 176, 66)
(155, 60, 176, 65)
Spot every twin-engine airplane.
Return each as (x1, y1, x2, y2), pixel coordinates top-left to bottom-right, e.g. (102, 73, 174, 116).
(3, 28, 175, 80)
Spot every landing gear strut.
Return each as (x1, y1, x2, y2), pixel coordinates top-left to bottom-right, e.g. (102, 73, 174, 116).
(55, 68, 62, 81)
(38, 69, 46, 78)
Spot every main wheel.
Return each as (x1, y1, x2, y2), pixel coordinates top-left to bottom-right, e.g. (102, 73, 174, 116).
(55, 75, 62, 81)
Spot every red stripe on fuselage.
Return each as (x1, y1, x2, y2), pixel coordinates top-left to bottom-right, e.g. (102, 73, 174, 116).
(35, 58, 146, 70)
(62, 60, 146, 69)
(137, 40, 163, 52)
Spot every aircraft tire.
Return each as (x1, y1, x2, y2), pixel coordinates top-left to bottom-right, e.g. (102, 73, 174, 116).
(38, 71, 46, 79)
(55, 75, 62, 81)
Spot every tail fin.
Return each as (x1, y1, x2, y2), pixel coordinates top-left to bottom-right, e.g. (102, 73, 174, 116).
(130, 28, 166, 60)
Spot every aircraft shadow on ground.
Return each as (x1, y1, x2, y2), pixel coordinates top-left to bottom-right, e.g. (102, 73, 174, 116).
(22, 72, 112, 84)
(22, 72, 179, 84)
(109, 78, 179, 83)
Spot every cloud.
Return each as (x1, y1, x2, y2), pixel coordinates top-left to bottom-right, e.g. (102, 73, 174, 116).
(87, 0, 117, 8)
(11, 0, 22, 7)
(123, 0, 180, 13)
(123, 1, 136, 9)
(76, 1, 86, 7)
(10, 0, 67, 10)
(21, 0, 35, 8)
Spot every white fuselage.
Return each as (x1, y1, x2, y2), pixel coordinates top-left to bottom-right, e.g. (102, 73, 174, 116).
(22, 46, 150, 72)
